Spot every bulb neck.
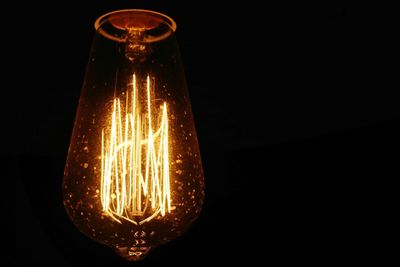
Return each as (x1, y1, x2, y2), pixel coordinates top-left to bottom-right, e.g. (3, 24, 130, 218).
(125, 27, 148, 62)
(114, 245, 152, 261)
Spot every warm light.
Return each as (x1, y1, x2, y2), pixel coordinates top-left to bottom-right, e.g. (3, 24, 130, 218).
(63, 9, 204, 261)
(100, 75, 171, 225)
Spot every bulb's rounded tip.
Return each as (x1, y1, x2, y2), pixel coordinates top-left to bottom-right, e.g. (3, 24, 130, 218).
(114, 246, 152, 261)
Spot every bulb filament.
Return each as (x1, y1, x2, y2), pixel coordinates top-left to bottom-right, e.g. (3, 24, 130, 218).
(101, 74, 171, 225)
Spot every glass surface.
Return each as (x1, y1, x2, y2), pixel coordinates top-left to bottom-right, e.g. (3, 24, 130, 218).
(62, 9, 205, 261)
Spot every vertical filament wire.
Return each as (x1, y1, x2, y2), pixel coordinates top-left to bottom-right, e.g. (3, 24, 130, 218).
(101, 74, 171, 224)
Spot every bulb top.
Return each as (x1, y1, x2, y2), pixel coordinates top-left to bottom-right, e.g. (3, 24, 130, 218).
(95, 9, 176, 43)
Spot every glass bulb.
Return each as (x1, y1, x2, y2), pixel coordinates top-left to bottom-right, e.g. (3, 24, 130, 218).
(62, 9, 205, 261)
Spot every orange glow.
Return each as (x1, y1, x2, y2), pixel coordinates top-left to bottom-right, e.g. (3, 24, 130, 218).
(100, 74, 171, 225)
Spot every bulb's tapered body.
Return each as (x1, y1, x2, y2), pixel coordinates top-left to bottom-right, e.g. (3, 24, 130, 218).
(62, 10, 204, 261)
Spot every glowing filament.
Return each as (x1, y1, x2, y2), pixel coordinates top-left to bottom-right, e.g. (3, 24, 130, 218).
(101, 75, 171, 225)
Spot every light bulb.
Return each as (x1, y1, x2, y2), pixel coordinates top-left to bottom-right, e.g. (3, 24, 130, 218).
(62, 9, 205, 261)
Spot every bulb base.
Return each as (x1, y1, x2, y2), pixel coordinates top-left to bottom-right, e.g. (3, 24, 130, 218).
(114, 245, 152, 261)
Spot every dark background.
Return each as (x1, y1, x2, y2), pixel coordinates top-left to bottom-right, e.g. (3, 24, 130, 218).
(11, 1, 399, 266)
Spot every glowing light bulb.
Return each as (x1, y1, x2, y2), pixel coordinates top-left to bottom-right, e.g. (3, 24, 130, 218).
(63, 9, 205, 261)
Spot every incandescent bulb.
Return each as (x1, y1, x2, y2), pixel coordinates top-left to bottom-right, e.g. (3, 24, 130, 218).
(62, 9, 205, 261)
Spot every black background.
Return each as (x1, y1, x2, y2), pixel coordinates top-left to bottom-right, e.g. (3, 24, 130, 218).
(11, 1, 399, 266)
